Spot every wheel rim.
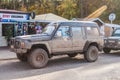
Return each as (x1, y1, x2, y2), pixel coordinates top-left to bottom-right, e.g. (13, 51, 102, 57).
(35, 54, 45, 64)
(89, 48, 98, 60)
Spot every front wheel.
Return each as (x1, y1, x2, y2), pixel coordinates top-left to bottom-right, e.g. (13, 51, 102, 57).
(84, 46, 98, 62)
(28, 48, 49, 69)
(103, 48, 111, 54)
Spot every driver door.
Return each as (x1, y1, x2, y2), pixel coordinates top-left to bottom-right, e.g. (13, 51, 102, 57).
(51, 25, 72, 53)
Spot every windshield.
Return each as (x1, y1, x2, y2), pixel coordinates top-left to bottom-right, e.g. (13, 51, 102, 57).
(112, 29, 120, 36)
(42, 23, 56, 35)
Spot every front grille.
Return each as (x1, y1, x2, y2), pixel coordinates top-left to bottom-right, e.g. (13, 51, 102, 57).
(108, 42, 116, 46)
(106, 40, 118, 47)
(14, 41, 20, 48)
(10, 38, 21, 49)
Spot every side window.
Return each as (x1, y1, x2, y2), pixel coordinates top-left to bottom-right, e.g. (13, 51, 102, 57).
(86, 27, 99, 36)
(112, 29, 120, 36)
(56, 26, 70, 37)
(114, 29, 120, 34)
(72, 27, 82, 37)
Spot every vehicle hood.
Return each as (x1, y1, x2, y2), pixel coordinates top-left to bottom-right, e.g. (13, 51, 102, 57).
(105, 36, 120, 40)
(15, 34, 51, 41)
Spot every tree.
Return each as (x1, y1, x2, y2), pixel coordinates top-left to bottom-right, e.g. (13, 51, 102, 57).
(57, 0, 77, 19)
(1, 0, 120, 23)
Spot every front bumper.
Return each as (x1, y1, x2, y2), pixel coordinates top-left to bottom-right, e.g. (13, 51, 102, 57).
(10, 45, 27, 53)
(104, 43, 120, 50)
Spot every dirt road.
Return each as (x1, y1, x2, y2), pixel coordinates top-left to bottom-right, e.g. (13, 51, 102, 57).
(0, 52, 120, 80)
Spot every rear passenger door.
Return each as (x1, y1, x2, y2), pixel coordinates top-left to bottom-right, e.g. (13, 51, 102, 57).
(72, 26, 86, 51)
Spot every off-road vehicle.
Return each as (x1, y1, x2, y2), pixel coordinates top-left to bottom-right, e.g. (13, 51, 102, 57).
(104, 28, 120, 53)
(10, 21, 103, 68)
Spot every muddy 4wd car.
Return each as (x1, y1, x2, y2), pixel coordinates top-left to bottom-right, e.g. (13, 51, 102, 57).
(104, 28, 120, 53)
(10, 21, 103, 68)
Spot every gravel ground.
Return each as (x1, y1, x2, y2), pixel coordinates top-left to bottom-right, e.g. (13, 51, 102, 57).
(1, 52, 120, 80)
(0, 48, 16, 60)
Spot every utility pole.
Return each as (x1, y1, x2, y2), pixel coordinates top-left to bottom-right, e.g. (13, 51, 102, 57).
(84, 0, 88, 17)
(26, 0, 29, 11)
(80, 0, 83, 18)
(13, 0, 16, 10)
(0, 0, 1, 8)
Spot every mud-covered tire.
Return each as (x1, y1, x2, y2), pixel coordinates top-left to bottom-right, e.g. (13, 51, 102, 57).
(28, 48, 49, 69)
(67, 53, 78, 57)
(103, 48, 111, 54)
(16, 54, 27, 62)
(84, 46, 98, 62)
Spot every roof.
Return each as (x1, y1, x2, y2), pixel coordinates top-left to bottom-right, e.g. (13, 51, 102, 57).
(72, 18, 104, 26)
(49, 21, 98, 27)
(57, 20, 96, 23)
(34, 13, 68, 21)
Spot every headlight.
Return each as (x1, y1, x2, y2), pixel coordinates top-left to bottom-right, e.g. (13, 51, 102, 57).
(21, 42, 25, 48)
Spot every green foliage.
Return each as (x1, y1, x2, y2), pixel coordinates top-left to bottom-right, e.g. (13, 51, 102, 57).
(0, 0, 120, 23)
(4, 26, 13, 42)
(57, 0, 77, 19)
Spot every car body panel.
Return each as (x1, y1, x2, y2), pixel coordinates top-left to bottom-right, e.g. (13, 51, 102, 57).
(10, 21, 103, 55)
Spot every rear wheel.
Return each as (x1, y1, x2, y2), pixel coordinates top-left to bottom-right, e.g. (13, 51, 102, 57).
(67, 53, 78, 57)
(103, 48, 111, 54)
(16, 54, 27, 62)
(84, 46, 98, 62)
(28, 48, 49, 69)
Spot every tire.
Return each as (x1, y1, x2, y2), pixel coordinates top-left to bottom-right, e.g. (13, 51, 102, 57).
(28, 48, 49, 69)
(103, 48, 111, 54)
(67, 53, 78, 57)
(84, 46, 98, 62)
(16, 54, 27, 62)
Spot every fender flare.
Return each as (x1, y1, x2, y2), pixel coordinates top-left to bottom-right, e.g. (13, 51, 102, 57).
(83, 41, 101, 52)
(83, 41, 92, 52)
